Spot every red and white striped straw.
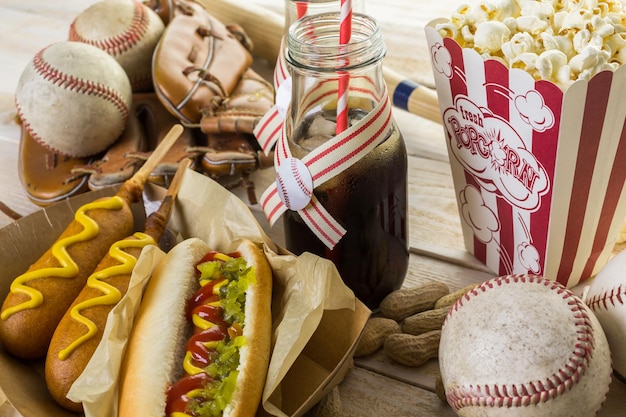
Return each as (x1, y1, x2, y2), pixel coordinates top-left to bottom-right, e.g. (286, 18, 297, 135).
(296, 1, 308, 18)
(337, 0, 352, 134)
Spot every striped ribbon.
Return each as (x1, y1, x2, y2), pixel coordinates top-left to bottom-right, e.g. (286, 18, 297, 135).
(254, 45, 290, 155)
(259, 77, 393, 249)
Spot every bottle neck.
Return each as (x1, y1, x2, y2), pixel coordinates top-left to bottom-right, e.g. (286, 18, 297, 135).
(286, 12, 385, 75)
(284, 13, 389, 154)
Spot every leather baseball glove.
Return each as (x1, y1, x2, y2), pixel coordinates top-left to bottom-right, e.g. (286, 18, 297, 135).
(147, 0, 275, 202)
(187, 131, 274, 204)
(71, 93, 199, 190)
(198, 67, 275, 135)
(151, 0, 253, 125)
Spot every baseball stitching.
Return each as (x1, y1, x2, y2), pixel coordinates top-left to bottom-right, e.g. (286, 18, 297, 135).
(445, 274, 596, 411)
(17, 46, 130, 154)
(586, 284, 626, 311)
(68, 1, 149, 57)
(291, 158, 313, 199)
(277, 173, 291, 209)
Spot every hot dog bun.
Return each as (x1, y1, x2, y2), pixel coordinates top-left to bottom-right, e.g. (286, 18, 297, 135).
(118, 237, 272, 417)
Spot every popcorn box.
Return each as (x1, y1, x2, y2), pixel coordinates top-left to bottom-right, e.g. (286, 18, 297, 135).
(425, 22, 626, 288)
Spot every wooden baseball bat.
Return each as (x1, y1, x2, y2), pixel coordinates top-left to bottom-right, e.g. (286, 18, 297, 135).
(198, 0, 443, 124)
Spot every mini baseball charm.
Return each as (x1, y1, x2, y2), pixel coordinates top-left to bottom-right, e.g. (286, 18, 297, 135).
(440, 274, 612, 417)
(584, 249, 626, 379)
(275, 157, 313, 211)
(69, 0, 165, 92)
(15, 41, 132, 158)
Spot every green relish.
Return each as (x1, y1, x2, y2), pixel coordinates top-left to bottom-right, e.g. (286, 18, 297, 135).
(189, 255, 256, 416)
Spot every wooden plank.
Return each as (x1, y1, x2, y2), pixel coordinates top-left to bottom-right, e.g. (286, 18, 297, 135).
(306, 367, 458, 417)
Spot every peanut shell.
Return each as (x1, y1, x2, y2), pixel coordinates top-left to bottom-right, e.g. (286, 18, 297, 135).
(384, 330, 441, 367)
(379, 281, 449, 321)
(354, 317, 401, 357)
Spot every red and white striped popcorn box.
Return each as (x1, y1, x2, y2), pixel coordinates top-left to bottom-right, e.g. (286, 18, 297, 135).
(425, 23, 626, 289)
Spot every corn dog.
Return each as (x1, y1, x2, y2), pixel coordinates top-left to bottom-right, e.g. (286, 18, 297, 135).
(45, 160, 190, 412)
(0, 125, 183, 359)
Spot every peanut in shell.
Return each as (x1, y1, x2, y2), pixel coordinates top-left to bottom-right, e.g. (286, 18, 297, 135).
(401, 306, 449, 335)
(379, 281, 449, 321)
(354, 317, 401, 357)
(383, 330, 441, 367)
(433, 283, 480, 310)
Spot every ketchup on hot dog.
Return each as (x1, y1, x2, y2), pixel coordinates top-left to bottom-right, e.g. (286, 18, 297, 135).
(165, 250, 252, 417)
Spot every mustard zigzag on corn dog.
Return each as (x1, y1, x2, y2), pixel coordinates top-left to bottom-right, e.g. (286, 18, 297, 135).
(1, 196, 126, 321)
(57, 231, 156, 361)
(0, 125, 184, 360)
(0, 195, 135, 360)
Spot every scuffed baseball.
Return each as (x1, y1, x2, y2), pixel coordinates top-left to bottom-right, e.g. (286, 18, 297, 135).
(584, 249, 626, 379)
(69, 0, 165, 92)
(15, 41, 132, 157)
(440, 274, 612, 417)
(276, 157, 313, 211)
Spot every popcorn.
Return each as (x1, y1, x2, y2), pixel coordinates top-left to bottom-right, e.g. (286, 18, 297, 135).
(536, 49, 569, 80)
(537, 32, 574, 57)
(516, 14, 549, 35)
(435, 0, 626, 89)
(501, 32, 535, 60)
(474, 21, 511, 53)
(509, 51, 539, 73)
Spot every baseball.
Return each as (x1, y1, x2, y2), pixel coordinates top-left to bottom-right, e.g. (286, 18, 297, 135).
(69, 0, 165, 92)
(276, 157, 313, 211)
(584, 249, 626, 379)
(439, 274, 612, 417)
(15, 41, 132, 158)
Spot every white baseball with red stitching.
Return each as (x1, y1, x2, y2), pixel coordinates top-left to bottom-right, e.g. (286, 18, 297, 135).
(584, 249, 626, 379)
(69, 0, 165, 92)
(440, 274, 612, 417)
(275, 157, 313, 211)
(14, 41, 132, 158)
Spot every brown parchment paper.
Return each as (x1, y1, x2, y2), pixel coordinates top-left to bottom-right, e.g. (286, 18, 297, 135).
(66, 168, 369, 417)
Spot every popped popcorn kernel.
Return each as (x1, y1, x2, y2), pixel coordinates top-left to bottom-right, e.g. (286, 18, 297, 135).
(474, 21, 512, 53)
(536, 49, 569, 80)
(435, 0, 626, 89)
(516, 14, 550, 35)
(502, 32, 536, 60)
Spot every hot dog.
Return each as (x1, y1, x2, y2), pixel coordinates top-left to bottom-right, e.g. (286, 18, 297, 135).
(117, 237, 272, 417)
(0, 124, 183, 359)
(44, 160, 189, 412)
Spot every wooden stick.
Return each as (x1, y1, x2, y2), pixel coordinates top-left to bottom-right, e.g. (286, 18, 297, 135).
(163, 157, 191, 200)
(122, 124, 183, 191)
(197, 0, 442, 124)
(143, 158, 191, 238)
(118, 124, 184, 202)
(132, 124, 184, 185)
(0, 201, 22, 221)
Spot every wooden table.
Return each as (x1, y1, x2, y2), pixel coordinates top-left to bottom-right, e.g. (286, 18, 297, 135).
(1, 1, 625, 416)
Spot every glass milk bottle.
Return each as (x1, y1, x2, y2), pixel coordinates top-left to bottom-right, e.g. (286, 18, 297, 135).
(281, 12, 409, 308)
(274, 1, 366, 89)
